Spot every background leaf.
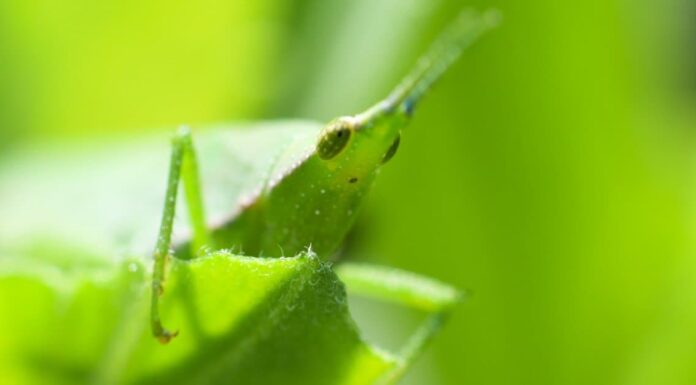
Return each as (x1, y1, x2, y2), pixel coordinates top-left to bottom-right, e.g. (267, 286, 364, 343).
(0, 121, 321, 258)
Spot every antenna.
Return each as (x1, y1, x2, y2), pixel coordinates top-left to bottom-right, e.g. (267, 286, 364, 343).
(386, 9, 501, 116)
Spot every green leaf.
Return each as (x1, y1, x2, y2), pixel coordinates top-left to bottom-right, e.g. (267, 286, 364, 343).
(0, 252, 404, 385)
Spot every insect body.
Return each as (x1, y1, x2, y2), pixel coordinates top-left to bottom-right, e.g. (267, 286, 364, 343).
(152, 10, 500, 342)
(0, 10, 500, 384)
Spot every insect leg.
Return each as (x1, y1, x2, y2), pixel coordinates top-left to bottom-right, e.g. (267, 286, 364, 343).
(150, 126, 209, 343)
(335, 263, 463, 381)
(178, 127, 212, 255)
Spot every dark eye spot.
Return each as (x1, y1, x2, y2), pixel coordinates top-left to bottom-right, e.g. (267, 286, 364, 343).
(349, 177, 358, 184)
(381, 134, 401, 164)
(317, 120, 352, 160)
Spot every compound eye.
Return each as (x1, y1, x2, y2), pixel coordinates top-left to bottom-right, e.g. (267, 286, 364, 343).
(317, 119, 353, 160)
(381, 134, 401, 164)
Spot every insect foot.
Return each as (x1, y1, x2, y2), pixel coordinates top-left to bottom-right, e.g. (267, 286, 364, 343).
(152, 308, 180, 344)
(151, 280, 180, 343)
(156, 329, 179, 345)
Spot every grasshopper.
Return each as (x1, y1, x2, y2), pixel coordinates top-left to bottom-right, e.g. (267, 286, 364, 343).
(150, 10, 499, 343)
(0, 9, 498, 385)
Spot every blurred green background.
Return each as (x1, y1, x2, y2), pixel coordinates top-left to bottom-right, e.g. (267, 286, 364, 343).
(1, 0, 695, 384)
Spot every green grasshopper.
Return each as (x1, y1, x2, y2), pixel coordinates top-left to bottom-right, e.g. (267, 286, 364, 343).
(150, 9, 498, 343)
(0, 9, 498, 385)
